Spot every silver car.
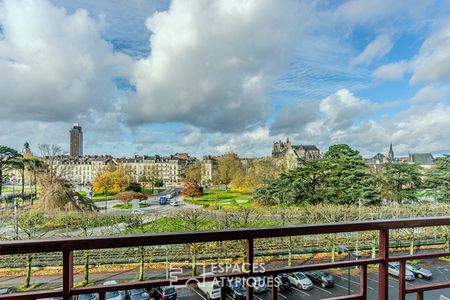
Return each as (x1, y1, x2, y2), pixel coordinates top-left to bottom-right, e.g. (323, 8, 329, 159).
(388, 262, 415, 281)
(406, 262, 432, 279)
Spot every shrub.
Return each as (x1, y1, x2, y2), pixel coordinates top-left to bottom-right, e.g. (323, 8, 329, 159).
(115, 191, 146, 203)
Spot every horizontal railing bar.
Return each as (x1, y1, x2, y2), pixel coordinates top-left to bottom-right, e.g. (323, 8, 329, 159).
(390, 251, 450, 262)
(406, 281, 450, 293)
(2, 217, 450, 255)
(323, 294, 364, 300)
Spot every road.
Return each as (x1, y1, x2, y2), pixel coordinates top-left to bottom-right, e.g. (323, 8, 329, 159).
(3, 262, 450, 299)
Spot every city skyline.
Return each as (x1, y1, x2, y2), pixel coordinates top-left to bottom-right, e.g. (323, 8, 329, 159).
(1, 0, 450, 158)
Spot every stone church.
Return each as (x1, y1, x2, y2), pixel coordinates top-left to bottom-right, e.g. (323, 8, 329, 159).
(271, 138, 321, 170)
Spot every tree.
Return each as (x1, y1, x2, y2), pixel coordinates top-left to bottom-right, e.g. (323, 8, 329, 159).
(126, 182, 142, 193)
(380, 163, 422, 203)
(24, 158, 46, 205)
(181, 178, 203, 199)
(427, 156, 450, 202)
(93, 168, 131, 200)
(323, 145, 381, 205)
(140, 166, 162, 193)
(254, 144, 381, 206)
(185, 161, 202, 183)
(17, 211, 47, 288)
(175, 208, 210, 276)
(38, 144, 66, 185)
(115, 191, 146, 203)
(0, 146, 21, 197)
(61, 213, 98, 286)
(213, 153, 243, 191)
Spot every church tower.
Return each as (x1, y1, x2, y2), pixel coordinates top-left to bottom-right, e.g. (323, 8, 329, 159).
(388, 143, 394, 160)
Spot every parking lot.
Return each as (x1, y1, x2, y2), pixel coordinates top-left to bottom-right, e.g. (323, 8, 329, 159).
(173, 264, 450, 300)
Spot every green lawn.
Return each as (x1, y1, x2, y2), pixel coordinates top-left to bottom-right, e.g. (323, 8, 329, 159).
(112, 202, 150, 209)
(183, 190, 254, 208)
(193, 190, 253, 201)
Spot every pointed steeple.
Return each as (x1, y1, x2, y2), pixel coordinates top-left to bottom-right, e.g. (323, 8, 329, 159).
(388, 142, 394, 160)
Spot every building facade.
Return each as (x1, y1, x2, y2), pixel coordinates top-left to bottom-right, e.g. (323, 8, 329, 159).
(69, 124, 83, 157)
(271, 138, 321, 170)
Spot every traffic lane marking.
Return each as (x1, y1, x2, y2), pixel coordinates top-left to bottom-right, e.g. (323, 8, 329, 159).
(189, 287, 207, 300)
(266, 288, 288, 299)
(334, 274, 375, 291)
(291, 286, 312, 297)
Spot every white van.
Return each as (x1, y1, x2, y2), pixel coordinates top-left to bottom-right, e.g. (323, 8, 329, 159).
(197, 273, 221, 299)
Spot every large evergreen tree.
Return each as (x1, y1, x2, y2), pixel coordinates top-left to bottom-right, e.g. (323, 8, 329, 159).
(427, 156, 450, 202)
(0, 146, 21, 197)
(380, 163, 422, 203)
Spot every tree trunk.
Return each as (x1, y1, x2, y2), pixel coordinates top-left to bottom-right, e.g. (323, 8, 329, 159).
(0, 169, 3, 197)
(191, 252, 197, 277)
(372, 237, 377, 259)
(331, 244, 336, 263)
(32, 171, 37, 206)
(409, 239, 414, 255)
(83, 251, 90, 286)
(288, 237, 293, 267)
(24, 255, 33, 288)
(21, 168, 25, 203)
(139, 246, 145, 281)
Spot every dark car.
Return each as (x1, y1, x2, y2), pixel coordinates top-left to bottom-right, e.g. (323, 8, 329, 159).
(150, 286, 177, 300)
(76, 294, 97, 300)
(275, 274, 291, 292)
(226, 279, 246, 299)
(126, 288, 149, 300)
(305, 272, 334, 288)
(0, 288, 14, 295)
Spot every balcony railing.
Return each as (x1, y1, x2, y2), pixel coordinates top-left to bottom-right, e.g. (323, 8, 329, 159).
(1, 217, 450, 300)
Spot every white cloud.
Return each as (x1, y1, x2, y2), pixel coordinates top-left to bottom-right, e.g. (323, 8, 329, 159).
(410, 22, 450, 84)
(319, 89, 374, 130)
(372, 60, 408, 81)
(351, 34, 394, 66)
(270, 101, 319, 135)
(409, 85, 450, 104)
(123, 0, 299, 132)
(0, 0, 131, 122)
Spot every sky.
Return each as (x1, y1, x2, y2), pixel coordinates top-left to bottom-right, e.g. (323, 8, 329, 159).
(0, 0, 449, 158)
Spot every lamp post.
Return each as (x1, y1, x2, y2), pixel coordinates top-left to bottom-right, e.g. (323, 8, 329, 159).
(338, 245, 362, 295)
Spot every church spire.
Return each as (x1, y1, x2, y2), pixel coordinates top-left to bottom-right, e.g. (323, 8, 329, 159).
(388, 142, 394, 160)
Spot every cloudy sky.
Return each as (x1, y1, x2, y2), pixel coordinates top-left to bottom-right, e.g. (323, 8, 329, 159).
(1, 0, 449, 158)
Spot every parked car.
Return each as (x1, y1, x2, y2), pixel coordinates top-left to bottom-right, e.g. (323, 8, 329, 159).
(126, 288, 150, 300)
(275, 274, 291, 292)
(305, 272, 334, 288)
(0, 288, 14, 295)
(226, 279, 246, 299)
(197, 272, 221, 299)
(150, 286, 177, 300)
(388, 262, 415, 281)
(103, 280, 126, 300)
(287, 272, 313, 290)
(76, 294, 97, 300)
(252, 277, 267, 293)
(406, 262, 432, 279)
(169, 200, 179, 206)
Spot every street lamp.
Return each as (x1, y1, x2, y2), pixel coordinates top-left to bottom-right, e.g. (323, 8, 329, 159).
(338, 245, 362, 295)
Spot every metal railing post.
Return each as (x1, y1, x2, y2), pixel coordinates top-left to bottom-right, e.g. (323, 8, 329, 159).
(399, 260, 406, 300)
(271, 275, 278, 300)
(417, 291, 424, 300)
(378, 229, 389, 300)
(62, 249, 73, 300)
(359, 264, 367, 299)
(246, 238, 254, 300)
